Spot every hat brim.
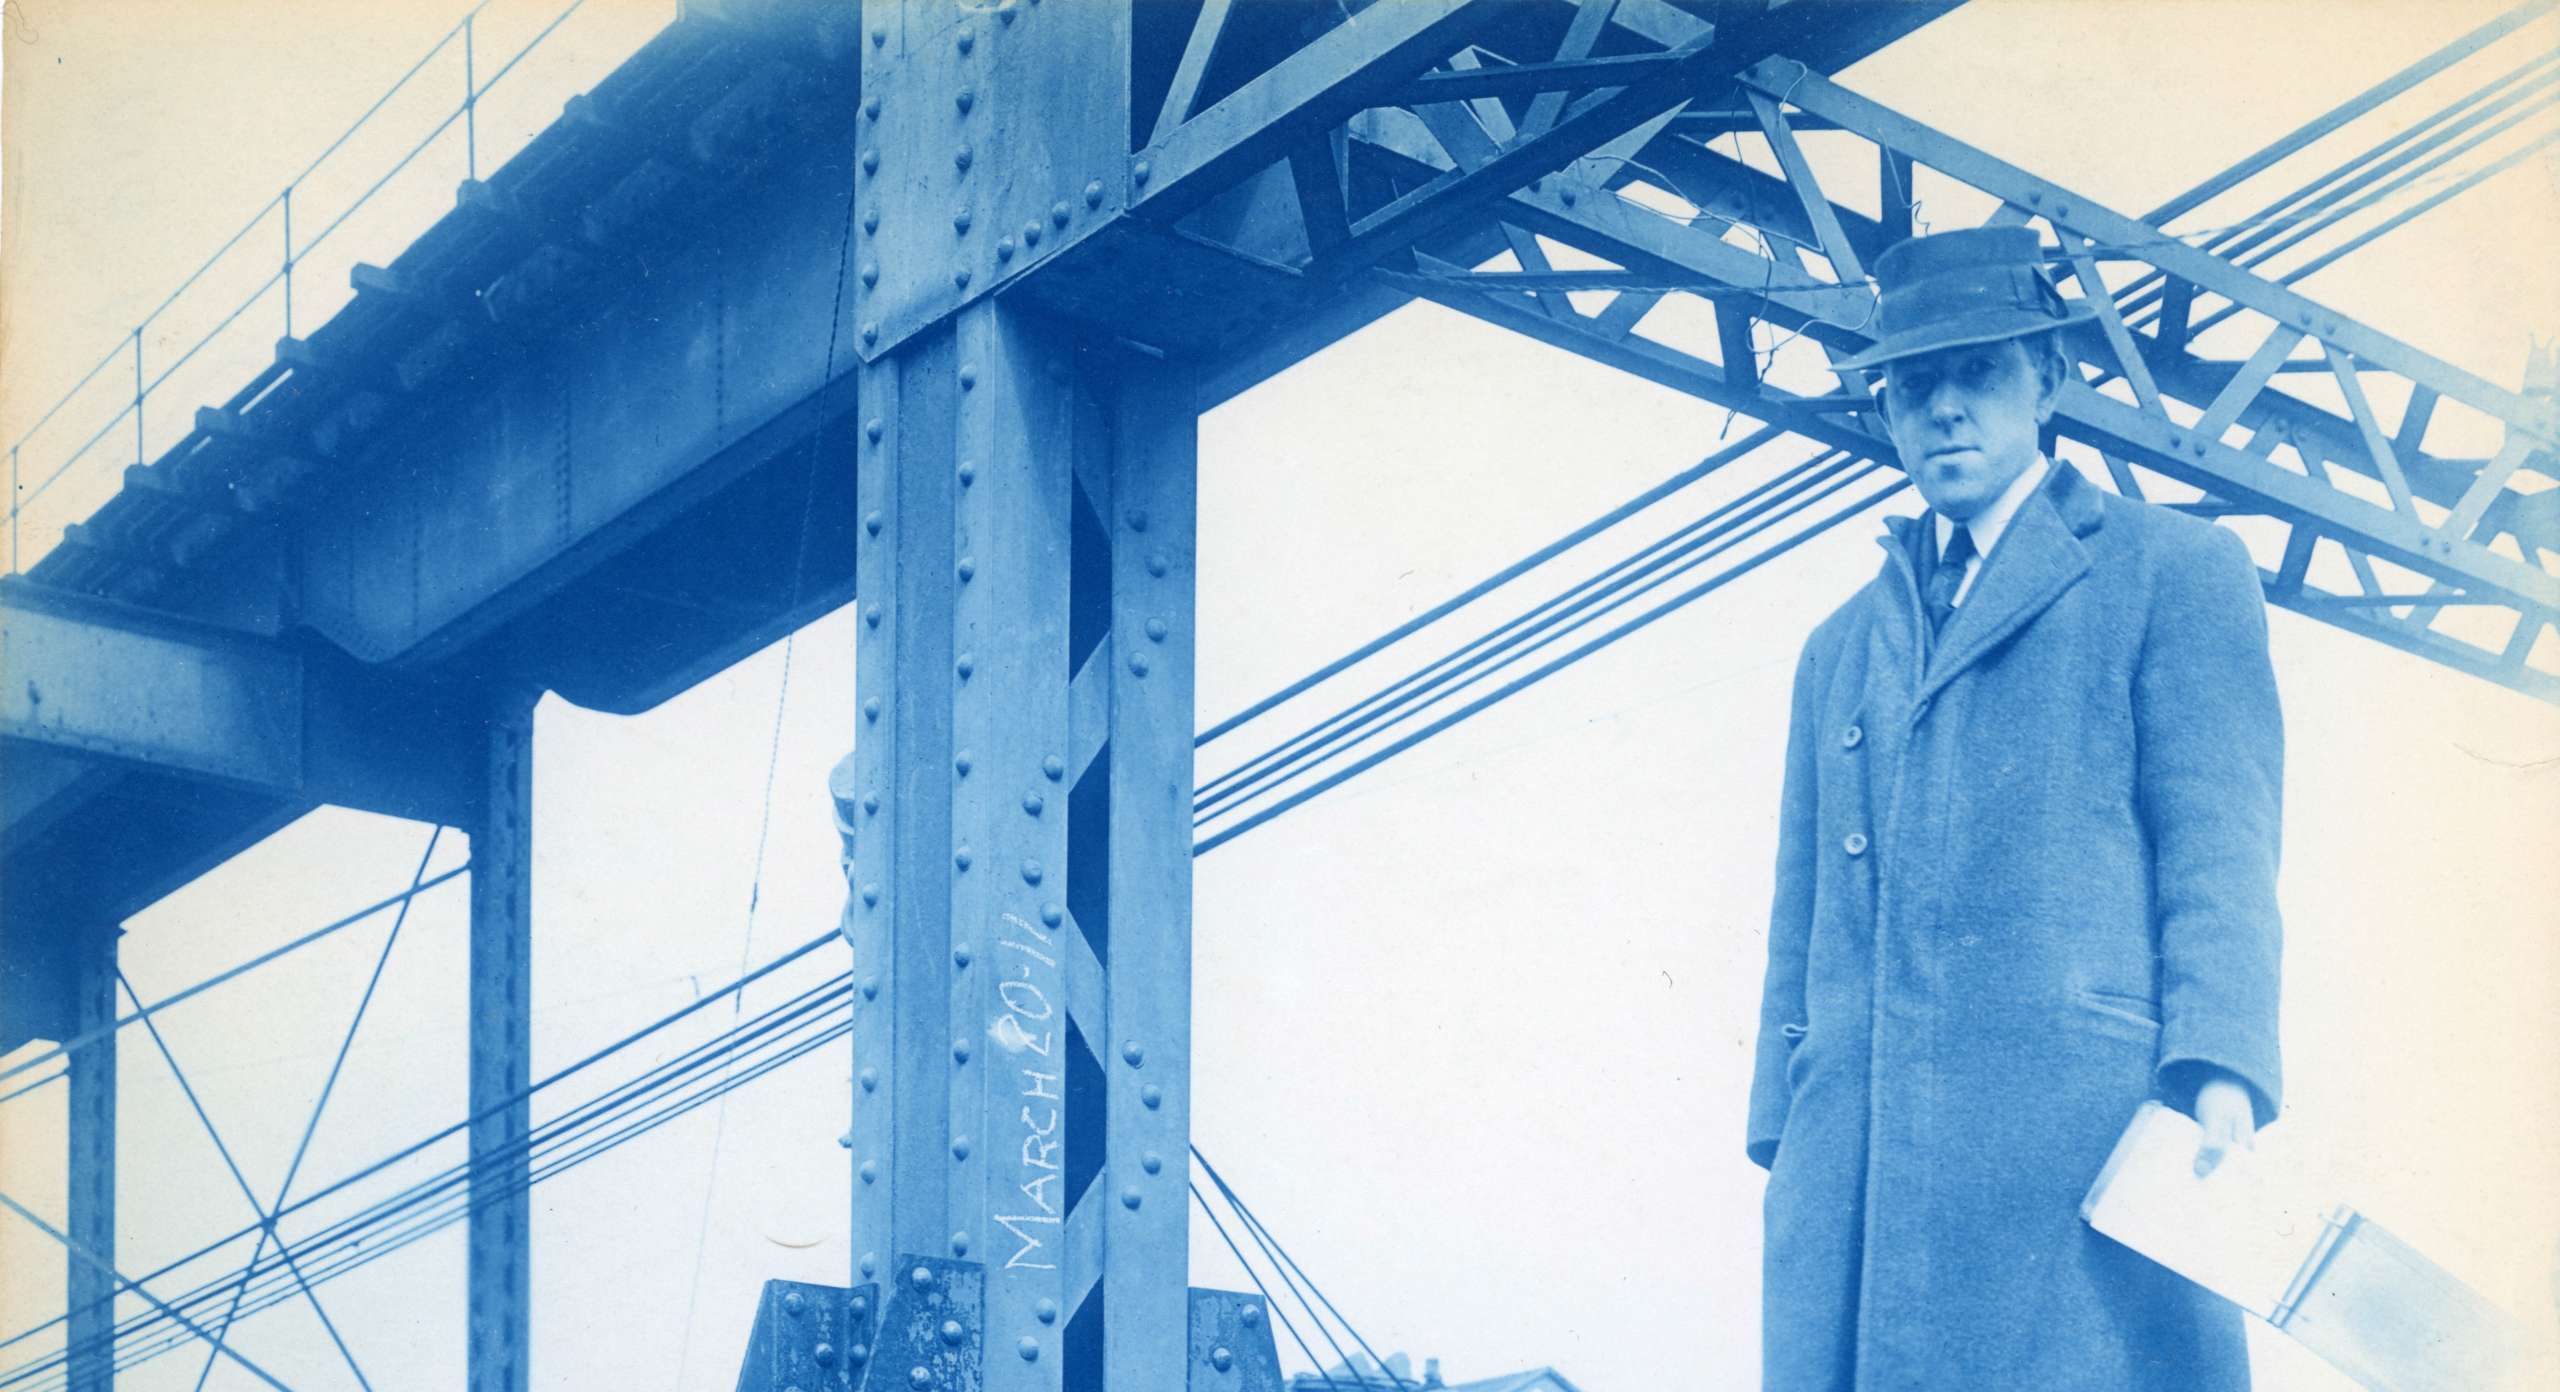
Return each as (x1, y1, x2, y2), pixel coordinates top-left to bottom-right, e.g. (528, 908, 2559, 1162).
(1831, 301, 2097, 374)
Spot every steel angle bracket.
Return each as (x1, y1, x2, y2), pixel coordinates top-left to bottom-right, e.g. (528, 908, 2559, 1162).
(1187, 1288, 1284, 1391)
(734, 1279, 883, 1391)
(866, 1257, 986, 1392)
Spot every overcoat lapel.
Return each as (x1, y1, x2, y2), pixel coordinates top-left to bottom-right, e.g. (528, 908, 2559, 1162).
(1917, 463, 2104, 707)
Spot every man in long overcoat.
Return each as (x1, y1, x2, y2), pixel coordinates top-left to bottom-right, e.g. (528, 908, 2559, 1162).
(1746, 228, 2284, 1390)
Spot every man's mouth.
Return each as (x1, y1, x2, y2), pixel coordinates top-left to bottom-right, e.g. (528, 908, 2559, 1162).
(1926, 445, 1979, 460)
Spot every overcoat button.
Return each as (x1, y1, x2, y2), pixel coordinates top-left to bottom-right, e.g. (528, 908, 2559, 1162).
(1842, 724, 1864, 749)
(1843, 832, 1869, 857)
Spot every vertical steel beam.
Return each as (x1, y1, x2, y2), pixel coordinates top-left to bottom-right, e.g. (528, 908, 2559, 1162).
(846, 306, 1198, 1390)
(468, 699, 533, 1392)
(1097, 351, 1197, 1392)
(66, 924, 117, 1392)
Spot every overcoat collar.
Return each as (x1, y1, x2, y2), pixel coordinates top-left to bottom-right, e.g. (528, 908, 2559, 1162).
(1877, 459, 2105, 707)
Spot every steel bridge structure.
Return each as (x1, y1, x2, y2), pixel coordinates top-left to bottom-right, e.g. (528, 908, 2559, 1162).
(2, 1, 2554, 1389)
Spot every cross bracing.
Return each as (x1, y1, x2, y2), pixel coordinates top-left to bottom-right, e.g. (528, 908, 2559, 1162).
(1, 1, 2554, 1389)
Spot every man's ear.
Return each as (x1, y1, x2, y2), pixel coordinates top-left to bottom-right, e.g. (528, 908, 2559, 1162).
(2032, 340, 2067, 423)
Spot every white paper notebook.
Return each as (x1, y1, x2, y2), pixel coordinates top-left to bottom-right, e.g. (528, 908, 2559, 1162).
(2079, 1099, 2335, 1319)
(2083, 1101, 2533, 1392)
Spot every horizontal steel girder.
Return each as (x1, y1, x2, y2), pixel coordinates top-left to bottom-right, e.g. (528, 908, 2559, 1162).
(0, 580, 482, 826)
(1303, 53, 2559, 702)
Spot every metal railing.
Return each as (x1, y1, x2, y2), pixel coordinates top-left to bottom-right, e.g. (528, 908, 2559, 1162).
(3, 0, 673, 575)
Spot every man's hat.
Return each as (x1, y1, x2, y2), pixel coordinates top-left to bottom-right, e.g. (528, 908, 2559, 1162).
(1831, 226, 2094, 373)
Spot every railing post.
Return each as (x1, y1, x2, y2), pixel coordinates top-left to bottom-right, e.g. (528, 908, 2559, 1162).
(464, 16, 478, 183)
(130, 330, 144, 466)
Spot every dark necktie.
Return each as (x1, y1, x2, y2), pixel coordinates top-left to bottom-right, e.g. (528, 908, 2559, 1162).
(1927, 527, 1975, 635)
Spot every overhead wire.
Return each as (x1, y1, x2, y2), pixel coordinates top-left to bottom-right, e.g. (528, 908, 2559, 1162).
(1194, 1146, 1410, 1388)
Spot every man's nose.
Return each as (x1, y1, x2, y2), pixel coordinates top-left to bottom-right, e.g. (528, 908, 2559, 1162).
(1925, 383, 1967, 424)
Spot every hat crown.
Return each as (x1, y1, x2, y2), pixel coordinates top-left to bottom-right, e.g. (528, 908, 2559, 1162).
(1871, 226, 2047, 291)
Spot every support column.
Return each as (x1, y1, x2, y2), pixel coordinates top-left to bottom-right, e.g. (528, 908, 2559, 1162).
(65, 924, 117, 1392)
(847, 302, 1196, 1391)
(468, 699, 534, 1392)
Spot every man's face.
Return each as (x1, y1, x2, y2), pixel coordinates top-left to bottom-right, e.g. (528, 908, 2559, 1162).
(1877, 337, 2062, 522)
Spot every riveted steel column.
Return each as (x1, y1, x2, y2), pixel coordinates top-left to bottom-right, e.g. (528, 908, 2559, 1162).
(468, 698, 534, 1392)
(1096, 361, 1196, 1389)
(65, 923, 117, 1392)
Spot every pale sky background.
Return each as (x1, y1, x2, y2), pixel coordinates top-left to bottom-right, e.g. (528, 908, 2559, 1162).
(3, 1, 2558, 1389)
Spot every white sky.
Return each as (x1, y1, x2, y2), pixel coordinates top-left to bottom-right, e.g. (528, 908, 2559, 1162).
(3, 2, 2558, 1389)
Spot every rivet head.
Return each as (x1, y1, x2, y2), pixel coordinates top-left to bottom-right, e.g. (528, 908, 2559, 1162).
(910, 1368, 931, 1390)
(1121, 1186, 1143, 1210)
(1213, 1347, 1234, 1372)
(1134, 159, 1151, 185)
(952, 1040, 969, 1066)
(1129, 652, 1150, 677)
(864, 604, 882, 629)
(1051, 201, 1072, 227)
(865, 417, 884, 443)
(955, 88, 974, 114)
(1559, 183, 1578, 206)
(850, 1343, 870, 1365)
(911, 1266, 935, 1292)
(815, 1343, 838, 1367)
(1040, 902, 1064, 928)
(1240, 1303, 1261, 1326)
(1842, 724, 1864, 749)
(1146, 617, 1169, 642)
(958, 654, 975, 679)
(838, 1130, 854, 1149)
(861, 1253, 878, 1277)
(942, 1318, 965, 1344)
(958, 556, 975, 581)
(955, 144, 974, 172)
(861, 149, 879, 175)
(863, 94, 881, 121)
(959, 364, 977, 389)
(861, 976, 879, 1000)
(1018, 1337, 1039, 1362)
(1146, 552, 1169, 577)
(955, 25, 973, 53)
(1844, 832, 1869, 857)
(862, 793, 880, 815)
(1021, 792, 1043, 815)
(852, 1295, 869, 1319)
(956, 750, 973, 775)
(870, 24, 886, 46)
(1123, 1041, 1144, 1067)
(1141, 1083, 1163, 1109)
(1035, 1298, 1059, 1325)
(860, 1159, 877, 1183)
(953, 943, 972, 968)
(1021, 860, 1044, 885)
(860, 1067, 878, 1091)
(1084, 180, 1104, 208)
(1126, 508, 1149, 532)
(1142, 1151, 1163, 1174)
(954, 268, 972, 289)
(952, 1136, 971, 1159)
(1024, 221, 1042, 247)
(1042, 754, 1066, 781)
(863, 697, 881, 723)
(955, 847, 973, 871)
(860, 883, 880, 906)
(864, 509, 883, 535)
(997, 236, 1016, 262)
(862, 209, 879, 235)
(954, 207, 973, 233)
(958, 460, 975, 484)
(784, 1291, 806, 1318)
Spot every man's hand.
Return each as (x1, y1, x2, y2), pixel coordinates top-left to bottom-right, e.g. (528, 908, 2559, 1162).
(2192, 1075, 2257, 1177)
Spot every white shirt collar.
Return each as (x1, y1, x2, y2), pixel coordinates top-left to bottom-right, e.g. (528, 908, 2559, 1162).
(1933, 453, 2050, 562)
